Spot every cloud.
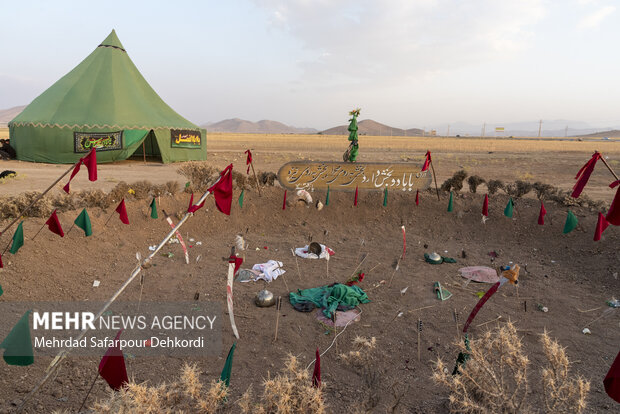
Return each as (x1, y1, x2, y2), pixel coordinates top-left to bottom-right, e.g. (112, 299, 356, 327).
(577, 5, 615, 29)
(254, 0, 545, 86)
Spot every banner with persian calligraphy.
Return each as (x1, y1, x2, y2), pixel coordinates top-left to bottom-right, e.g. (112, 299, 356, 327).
(277, 161, 432, 192)
(171, 129, 202, 148)
(74, 131, 122, 153)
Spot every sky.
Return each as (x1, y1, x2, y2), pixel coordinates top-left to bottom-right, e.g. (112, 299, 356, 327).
(1, 0, 619, 130)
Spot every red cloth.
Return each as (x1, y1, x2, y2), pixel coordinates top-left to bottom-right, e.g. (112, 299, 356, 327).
(415, 190, 419, 206)
(98, 330, 128, 391)
(245, 150, 252, 174)
(229, 255, 243, 276)
(421, 151, 431, 172)
(282, 190, 287, 210)
(115, 199, 129, 225)
(187, 193, 205, 213)
(605, 350, 620, 403)
(354, 186, 358, 206)
(346, 272, 364, 286)
(62, 149, 98, 193)
(207, 164, 233, 215)
(605, 180, 620, 226)
(538, 201, 547, 225)
(482, 194, 489, 217)
(45, 210, 64, 237)
(312, 347, 321, 387)
(571, 152, 601, 198)
(463, 282, 500, 333)
(594, 212, 610, 241)
(0, 253, 3, 268)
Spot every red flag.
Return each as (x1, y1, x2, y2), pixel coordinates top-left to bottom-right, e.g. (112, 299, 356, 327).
(421, 151, 431, 172)
(282, 190, 287, 210)
(415, 189, 419, 206)
(187, 193, 205, 213)
(538, 201, 547, 225)
(604, 350, 620, 403)
(99, 330, 129, 391)
(463, 282, 500, 333)
(571, 152, 601, 198)
(605, 180, 620, 226)
(62, 149, 98, 193)
(0, 253, 3, 268)
(594, 212, 610, 241)
(115, 199, 129, 225)
(229, 255, 243, 275)
(482, 194, 489, 217)
(207, 164, 233, 215)
(45, 210, 64, 237)
(312, 347, 321, 387)
(354, 186, 358, 206)
(244, 150, 252, 174)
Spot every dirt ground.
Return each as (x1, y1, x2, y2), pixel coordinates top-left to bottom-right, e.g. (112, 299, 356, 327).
(0, 135, 618, 413)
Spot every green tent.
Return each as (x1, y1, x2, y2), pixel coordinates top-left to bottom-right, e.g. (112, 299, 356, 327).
(9, 30, 206, 164)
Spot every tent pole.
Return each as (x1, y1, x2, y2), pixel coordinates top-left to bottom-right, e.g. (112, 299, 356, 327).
(142, 141, 146, 164)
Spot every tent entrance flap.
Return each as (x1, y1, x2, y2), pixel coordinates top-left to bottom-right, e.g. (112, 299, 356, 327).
(131, 130, 162, 160)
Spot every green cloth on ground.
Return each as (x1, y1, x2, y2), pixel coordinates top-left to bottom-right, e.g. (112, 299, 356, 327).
(9, 222, 24, 254)
(74, 209, 93, 236)
(289, 283, 370, 319)
(563, 210, 578, 234)
(1, 310, 33, 366)
(424, 253, 456, 265)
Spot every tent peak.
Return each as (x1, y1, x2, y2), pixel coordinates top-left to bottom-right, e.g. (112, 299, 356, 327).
(98, 29, 125, 52)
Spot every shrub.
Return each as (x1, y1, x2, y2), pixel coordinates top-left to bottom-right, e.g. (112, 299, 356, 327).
(467, 176, 486, 193)
(441, 170, 468, 192)
(487, 179, 505, 195)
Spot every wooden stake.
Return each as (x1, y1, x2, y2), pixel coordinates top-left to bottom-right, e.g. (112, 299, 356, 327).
(417, 319, 422, 362)
(0, 160, 81, 238)
(348, 254, 368, 281)
(78, 371, 99, 412)
(142, 141, 146, 164)
(65, 222, 75, 237)
(453, 308, 459, 338)
(31, 222, 47, 241)
(273, 296, 282, 342)
(388, 257, 401, 287)
(250, 161, 262, 196)
(292, 248, 302, 280)
(597, 150, 619, 181)
(356, 239, 365, 263)
(430, 160, 441, 201)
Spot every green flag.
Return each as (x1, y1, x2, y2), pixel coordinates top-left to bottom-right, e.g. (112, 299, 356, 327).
(150, 198, 158, 219)
(325, 186, 330, 206)
(238, 189, 244, 208)
(504, 198, 514, 218)
(383, 187, 388, 207)
(1, 310, 34, 366)
(0, 284, 3, 297)
(563, 210, 578, 234)
(74, 209, 92, 237)
(9, 222, 24, 254)
(220, 342, 236, 387)
(447, 191, 454, 212)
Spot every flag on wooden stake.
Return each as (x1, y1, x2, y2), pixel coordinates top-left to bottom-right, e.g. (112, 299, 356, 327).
(0, 310, 33, 366)
(538, 201, 547, 225)
(45, 210, 64, 237)
(482, 194, 489, 217)
(504, 198, 514, 218)
(606, 180, 620, 226)
(220, 342, 236, 387)
(447, 191, 454, 212)
(312, 347, 321, 387)
(415, 189, 419, 206)
(150, 198, 158, 219)
(62, 148, 98, 193)
(244, 150, 252, 174)
(75, 209, 93, 236)
(187, 193, 205, 213)
(383, 187, 388, 207)
(563, 210, 578, 234)
(9, 222, 24, 254)
(282, 190, 287, 210)
(354, 186, 358, 206)
(325, 186, 330, 206)
(115, 199, 129, 225)
(594, 212, 609, 241)
(421, 151, 431, 172)
(571, 152, 601, 198)
(238, 189, 244, 208)
(98, 330, 128, 391)
(208, 164, 234, 215)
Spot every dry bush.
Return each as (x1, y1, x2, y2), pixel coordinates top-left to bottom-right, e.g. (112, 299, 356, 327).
(108, 181, 131, 203)
(231, 170, 250, 190)
(533, 182, 555, 200)
(339, 336, 381, 412)
(258, 171, 278, 186)
(238, 355, 326, 414)
(487, 179, 505, 195)
(130, 180, 157, 200)
(177, 162, 217, 191)
(441, 170, 468, 192)
(0, 192, 53, 219)
(432, 322, 590, 414)
(505, 180, 533, 199)
(75, 189, 111, 209)
(92, 363, 228, 414)
(467, 176, 486, 193)
(163, 181, 180, 195)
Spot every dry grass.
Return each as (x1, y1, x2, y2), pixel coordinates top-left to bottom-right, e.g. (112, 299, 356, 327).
(432, 322, 590, 414)
(92, 363, 228, 414)
(339, 336, 382, 412)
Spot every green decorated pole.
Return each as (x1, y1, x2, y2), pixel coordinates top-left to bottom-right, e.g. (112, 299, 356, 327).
(325, 186, 330, 206)
(346, 108, 360, 162)
(383, 187, 388, 207)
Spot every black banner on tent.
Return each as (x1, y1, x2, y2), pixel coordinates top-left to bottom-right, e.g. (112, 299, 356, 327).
(74, 131, 123, 153)
(171, 129, 201, 148)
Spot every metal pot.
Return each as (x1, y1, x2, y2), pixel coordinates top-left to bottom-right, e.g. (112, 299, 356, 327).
(255, 289, 276, 307)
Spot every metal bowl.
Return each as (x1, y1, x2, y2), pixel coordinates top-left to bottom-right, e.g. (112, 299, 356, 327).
(309, 242, 322, 256)
(255, 289, 276, 307)
(428, 252, 442, 262)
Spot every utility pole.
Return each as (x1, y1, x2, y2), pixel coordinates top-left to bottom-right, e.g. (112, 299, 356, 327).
(565, 125, 568, 137)
(538, 119, 542, 138)
(447, 125, 450, 137)
(482, 122, 486, 137)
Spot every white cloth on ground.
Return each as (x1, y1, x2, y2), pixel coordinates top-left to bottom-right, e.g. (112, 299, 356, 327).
(294, 244, 335, 260)
(248, 260, 285, 282)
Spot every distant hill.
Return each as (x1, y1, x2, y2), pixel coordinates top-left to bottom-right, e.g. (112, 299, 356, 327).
(0, 105, 26, 126)
(577, 129, 620, 138)
(202, 118, 317, 134)
(321, 119, 423, 136)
